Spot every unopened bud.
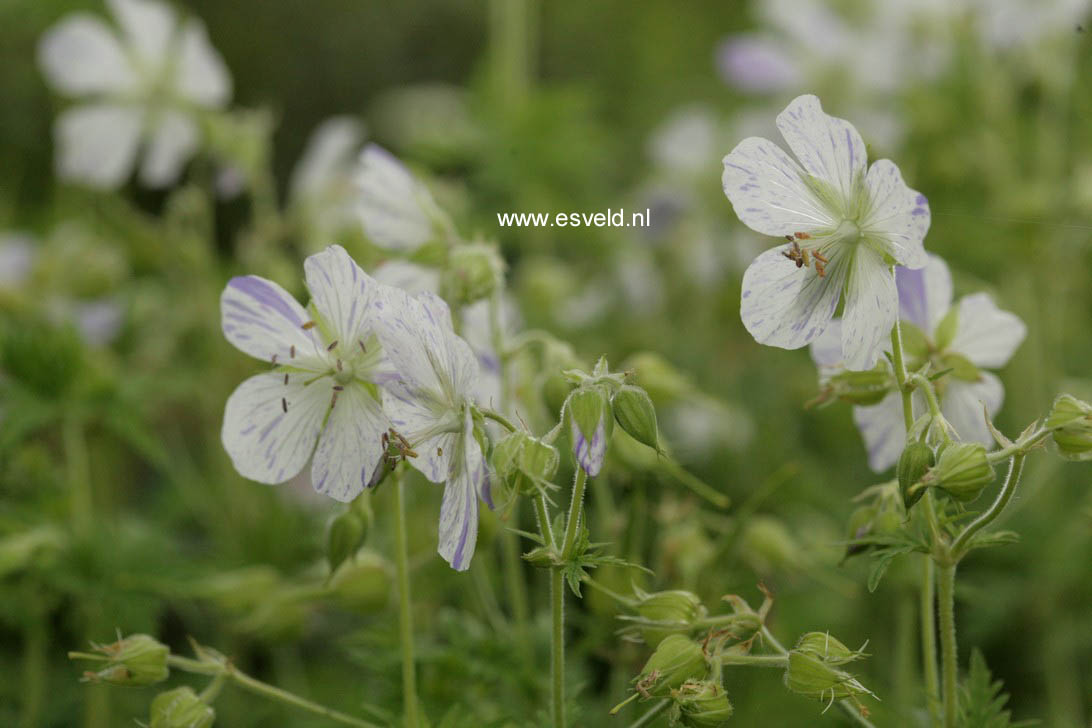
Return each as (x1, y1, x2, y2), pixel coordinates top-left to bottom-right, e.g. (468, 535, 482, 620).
(636, 635, 708, 697)
(150, 686, 215, 728)
(493, 431, 560, 496)
(443, 243, 505, 305)
(826, 367, 892, 406)
(844, 505, 877, 559)
(740, 516, 799, 573)
(924, 442, 994, 502)
(673, 680, 734, 727)
(794, 632, 866, 665)
(897, 441, 936, 510)
(568, 386, 611, 476)
(612, 385, 661, 453)
(635, 590, 705, 646)
(78, 634, 169, 686)
(783, 651, 873, 701)
(329, 550, 391, 614)
(1046, 394, 1092, 461)
(326, 509, 367, 575)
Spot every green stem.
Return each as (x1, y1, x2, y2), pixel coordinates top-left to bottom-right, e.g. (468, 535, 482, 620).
(392, 472, 421, 728)
(481, 407, 518, 433)
(534, 492, 555, 547)
(951, 454, 1025, 559)
(838, 701, 878, 728)
(63, 413, 92, 538)
(986, 428, 1049, 464)
(937, 562, 958, 728)
(921, 556, 941, 727)
(719, 653, 788, 668)
(550, 567, 565, 728)
(627, 699, 670, 728)
(166, 656, 380, 728)
(561, 468, 588, 559)
(890, 317, 914, 432)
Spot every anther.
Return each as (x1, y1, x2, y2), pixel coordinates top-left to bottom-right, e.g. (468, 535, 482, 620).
(333, 385, 344, 391)
(330, 391, 340, 408)
(290, 345, 296, 358)
(794, 231, 811, 240)
(337, 359, 343, 372)
(327, 340, 338, 351)
(813, 250, 829, 264)
(271, 353, 278, 364)
(302, 321, 316, 330)
(281, 398, 288, 413)
(358, 340, 367, 354)
(437, 447, 443, 456)
(283, 373, 289, 385)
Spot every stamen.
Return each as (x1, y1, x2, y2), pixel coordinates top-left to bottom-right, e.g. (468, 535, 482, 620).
(283, 373, 289, 385)
(813, 250, 829, 264)
(333, 385, 344, 391)
(358, 340, 367, 354)
(330, 391, 340, 408)
(302, 321, 316, 330)
(327, 340, 339, 351)
(783, 235, 794, 242)
(337, 359, 343, 372)
(271, 353, 278, 365)
(281, 398, 288, 413)
(794, 231, 811, 240)
(437, 447, 443, 456)
(290, 345, 296, 358)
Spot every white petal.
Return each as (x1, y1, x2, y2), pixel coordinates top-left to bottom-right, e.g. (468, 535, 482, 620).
(37, 15, 136, 95)
(54, 104, 143, 189)
(371, 260, 442, 296)
(861, 159, 930, 268)
(841, 248, 897, 371)
(304, 245, 378, 346)
(808, 318, 843, 369)
(174, 18, 232, 107)
(775, 95, 866, 202)
(221, 372, 329, 484)
(107, 0, 175, 73)
(311, 383, 388, 502)
(139, 111, 198, 187)
(941, 373, 1003, 447)
(853, 391, 907, 472)
(220, 275, 322, 365)
(354, 144, 441, 251)
(716, 34, 802, 92)
(290, 117, 365, 200)
(896, 254, 951, 332)
(739, 244, 848, 351)
(949, 293, 1026, 368)
(437, 412, 485, 571)
(722, 137, 835, 237)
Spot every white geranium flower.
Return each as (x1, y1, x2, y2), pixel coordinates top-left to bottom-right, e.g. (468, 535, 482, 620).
(354, 144, 453, 251)
(722, 94, 931, 370)
(38, 0, 231, 189)
(373, 285, 489, 571)
(811, 255, 1027, 471)
(289, 117, 366, 247)
(220, 245, 392, 502)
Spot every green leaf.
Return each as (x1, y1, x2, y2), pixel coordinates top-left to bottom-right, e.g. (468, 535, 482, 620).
(867, 543, 918, 592)
(958, 649, 1037, 727)
(964, 530, 1021, 552)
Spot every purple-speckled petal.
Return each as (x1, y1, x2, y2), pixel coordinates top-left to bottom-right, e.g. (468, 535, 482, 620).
(221, 371, 328, 484)
(722, 136, 834, 237)
(437, 409, 485, 571)
(775, 95, 866, 202)
(896, 254, 952, 333)
(861, 159, 929, 269)
(572, 417, 607, 477)
(221, 275, 321, 365)
(311, 382, 389, 502)
(740, 244, 847, 351)
(304, 244, 377, 346)
(841, 247, 897, 371)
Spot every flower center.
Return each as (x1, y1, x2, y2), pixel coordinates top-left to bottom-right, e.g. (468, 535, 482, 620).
(834, 219, 861, 245)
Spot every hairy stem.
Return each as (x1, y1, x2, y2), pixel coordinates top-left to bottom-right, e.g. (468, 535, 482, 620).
(937, 562, 959, 728)
(551, 568, 565, 728)
(951, 454, 1025, 558)
(561, 468, 588, 559)
(392, 472, 421, 728)
(921, 556, 941, 726)
(890, 317, 914, 432)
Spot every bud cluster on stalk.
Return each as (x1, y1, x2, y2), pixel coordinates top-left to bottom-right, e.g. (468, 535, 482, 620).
(1047, 394, 1092, 460)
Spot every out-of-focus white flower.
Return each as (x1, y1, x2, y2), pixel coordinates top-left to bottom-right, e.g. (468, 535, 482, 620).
(38, 0, 231, 188)
(723, 95, 930, 370)
(354, 144, 453, 251)
(811, 255, 1027, 471)
(0, 234, 36, 288)
(973, 0, 1091, 49)
(289, 117, 366, 245)
(372, 285, 488, 571)
(648, 106, 722, 176)
(220, 245, 392, 502)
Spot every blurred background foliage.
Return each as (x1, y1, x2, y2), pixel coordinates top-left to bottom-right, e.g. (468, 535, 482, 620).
(1, 0, 1090, 726)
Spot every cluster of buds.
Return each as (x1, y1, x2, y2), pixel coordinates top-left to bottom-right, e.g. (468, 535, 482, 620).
(635, 634, 710, 698)
(1047, 394, 1092, 460)
(631, 588, 707, 647)
(898, 440, 995, 506)
(564, 357, 662, 476)
(492, 430, 560, 504)
(670, 680, 734, 727)
(809, 364, 894, 408)
(72, 633, 169, 686)
(783, 632, 874, 707)
(442, 242, 506, 305)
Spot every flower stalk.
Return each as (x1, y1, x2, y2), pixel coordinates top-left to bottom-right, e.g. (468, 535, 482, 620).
(392, 470, 421, 728)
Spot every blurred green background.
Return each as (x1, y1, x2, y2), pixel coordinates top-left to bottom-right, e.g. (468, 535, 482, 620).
(1, 0, 1090, 726)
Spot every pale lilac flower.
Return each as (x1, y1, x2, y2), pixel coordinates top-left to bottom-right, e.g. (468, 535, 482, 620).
(811, 255, 1027, 471)
(289, 117, 366, 245)
(723, 94, 931, 370)
(373, 285, 488, 571)
(220, 245, 391, 502)
(38, 0, 231, 189)
(354, 144, 453, 251)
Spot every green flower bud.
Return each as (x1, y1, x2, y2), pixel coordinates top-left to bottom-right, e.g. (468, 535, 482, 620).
(636, 635, 708, 697)
(443, 243, 505, 305)
(897, 441, 936, 510)
(924, 442, 994, 502)
(674, 680, 734, 727)
(493, 431, 560, 497)
(150, 686, 215, 728)
(612, 385, 661, 453)
(79, 634, 169, 686)
(329, 550, 391, 614)
(794, 632, 866, 665)
(783, 651, 873, 701)
(844, 506, 877, 560)
(326, 509, 367, 575)
(826, 367, 893, 406)
(635, 590, 706, 646)
(1046, 394, 1092, 461)
(740, 516, 799, 574)
(567, 386, 612, 476)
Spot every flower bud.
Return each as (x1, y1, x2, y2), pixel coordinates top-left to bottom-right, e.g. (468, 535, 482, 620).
(567, 386, 612, 476)
(443, 243, 505, 305)
(612, 385, 662, 453)
(635, 590, 705, 646)
(493, 431, 560, 496)
(794, 632, 865, 665)
(783, 651, 873, 701)
(673, 680, 734, 727)
(897, 441, 935, 510)
(150, 686, 215, 728)
(329, 550, 391, 614)
(924, 442, 994, 502)
(1046, 394, 1092, 461)
(326, 509, 367, 575)
(826, 367, 892, 406)
(843, 505, 877, 560)
(636, 635, 708, 697)
(80, 634, 169, 686)
(740, 516, 799, 574)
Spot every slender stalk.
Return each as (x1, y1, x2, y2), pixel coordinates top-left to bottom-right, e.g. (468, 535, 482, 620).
(921, 556, 941, 727)
(838, 701, 878, 728)
(627, 699, 670, 728)
(392, 472, 421, 728)
(561, 468, 588, 559)
(165, 656, 380, 728)
(937, 562, 958, 728)
(719, 653, 788, 668)
(890, 318, 914, 432)
(534, 492, 555, 546)
(19, 607, 46, 728)
(550, 567, 565, 728)
(986, 428, 1049, 464)
(951, 454, 1025, 558)
(63, 413, 92, 538)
